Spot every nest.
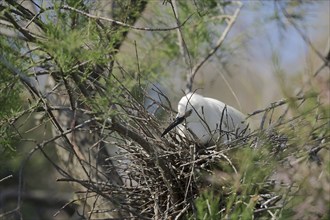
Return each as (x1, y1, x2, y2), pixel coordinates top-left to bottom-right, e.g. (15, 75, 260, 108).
(64, 88, 327, 219)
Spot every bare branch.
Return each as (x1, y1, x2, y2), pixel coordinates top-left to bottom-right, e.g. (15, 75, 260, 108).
(279, 3, 329, 66)
(0, 54, 38, 94)
(169, 0, 192, 72)
(56, 5, 193, 32)
(186, 2, 242, 92)
(247, 95, 308, 118)
(0, 175, 13, 183)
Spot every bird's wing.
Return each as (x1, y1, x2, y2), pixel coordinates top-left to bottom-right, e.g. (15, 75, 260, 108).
(204, 97, 246, 130)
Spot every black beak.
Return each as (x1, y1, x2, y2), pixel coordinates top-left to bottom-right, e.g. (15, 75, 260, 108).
(161, 116, 185, 137)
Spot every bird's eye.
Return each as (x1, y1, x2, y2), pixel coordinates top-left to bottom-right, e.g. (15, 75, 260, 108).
(185, 109, 193, 117)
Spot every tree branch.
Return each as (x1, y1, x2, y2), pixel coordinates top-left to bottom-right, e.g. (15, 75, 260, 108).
(169, 0, 192, 73)
(45, 5, 193, 32)
(186, 2, 242, 92)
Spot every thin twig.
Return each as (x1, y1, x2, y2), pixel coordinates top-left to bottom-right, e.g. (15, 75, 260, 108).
(279, 3, 329, 66)
(59, 5, 193, 32)
(0, 175, 13, 183)
(186, 2, 242, 92)
(247, 96, 307, 118)
(169, 0, 192, 77)
(174, 204, 189, 220)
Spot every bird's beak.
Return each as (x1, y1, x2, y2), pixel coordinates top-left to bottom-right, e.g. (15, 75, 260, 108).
(161, 109, 192, 137)
(161, 116, 185, 137)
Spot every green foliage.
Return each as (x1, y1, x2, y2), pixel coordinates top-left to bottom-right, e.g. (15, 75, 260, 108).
(228, 148, 273, 218)
(41, 23, 112, 72)
(195, 191, 221, 220)
(192, 84, 329, 219)
(178, 1, 217, 59)
(42, 27, 84, 72)
(0, 40, 23, 150)
(191, 146, 274, 219)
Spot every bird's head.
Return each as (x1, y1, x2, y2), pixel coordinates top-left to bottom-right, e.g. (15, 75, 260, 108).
(160, 109, 192, 137)
(161, 93, 200, 137)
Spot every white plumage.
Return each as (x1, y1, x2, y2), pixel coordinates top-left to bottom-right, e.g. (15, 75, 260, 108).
(161, 92, 248, 144)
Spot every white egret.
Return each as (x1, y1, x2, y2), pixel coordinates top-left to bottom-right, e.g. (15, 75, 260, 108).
(161, 92, 249, 145)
